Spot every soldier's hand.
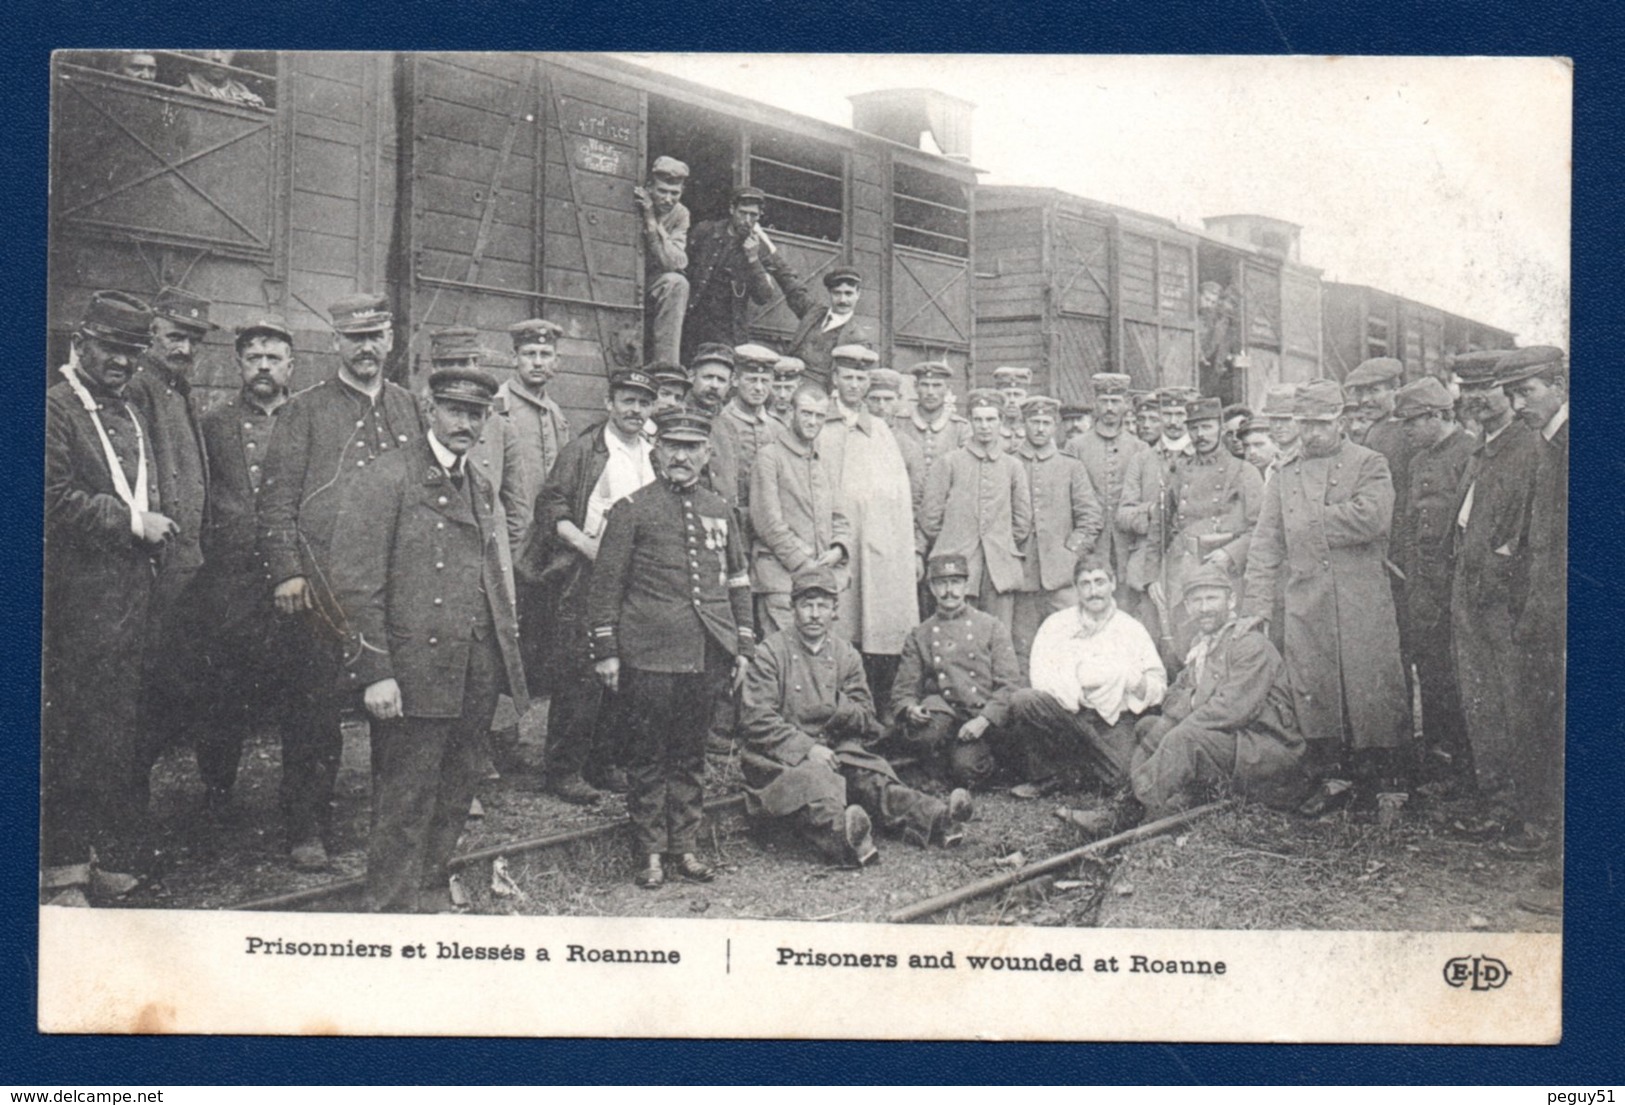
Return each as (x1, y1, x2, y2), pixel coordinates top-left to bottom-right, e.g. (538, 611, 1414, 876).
(806, 743, 838, 769)
(732, 655, 750, 693)
(364, 678, 403, 720)
(138, 510, 179, 546)
(958, 715, 992, 743)
(905, 704, 932, 726)
(595, 657, 621, 692)
(273, 576, 313, 614)
(741, 230, 761, 262)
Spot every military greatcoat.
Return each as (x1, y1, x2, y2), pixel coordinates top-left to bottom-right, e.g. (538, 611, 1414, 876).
(1066, 427, 1154, 588)
(919, 442, 1033, 597)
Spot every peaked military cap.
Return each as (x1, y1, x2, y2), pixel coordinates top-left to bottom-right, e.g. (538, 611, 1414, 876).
(965, 387, 1005, 413)
(650, 155, 690, 182)
(1259, 383, 1299, 417)
(429, 326, 490, 364)
(1158, 387, 1199, 409)
(653, 407, 713, 442)
(1181, 561, 1235, 597)
(910, 360, 954, 380)
(1237, 418, 1273, 439)
(733, 343, 780, 374)
(927, 553, 971, 581)
(1393, 376, 1456, 419)
(1222, 403, 1253, 423)
(868, 367, 905, 394)
(822, 266, 864, 290)
(731, 185, 767, 206)
(328, 292, 392, 334)
(644, 360, 691, 391)
(151, 286, 217, 333)
(1345, 356, 1405, 387)
(1494, 345, 1567, 387)
(830, 344, 879, 368)
(78, 290, 153, 348)
(428, 365, 499, 407)
(608, 367, 658, 398)
(790, 564, 841, 602)
(1091, 372, 1131, 395)
(690, 343, 736, 371)
(1060, 402, 1091, 418)
(992, 365, 1033, 386)
(1021, 395, 1061, 418)
(508, 318, 564, 348)
(1132, 390, 1160, 411)
(234, 314, 293, 347)
(1294, 378, 1347, 421)
(1449, 348, 1516, 384)
(773, 355, 807, 379)
(1188, 397, 1224, 422)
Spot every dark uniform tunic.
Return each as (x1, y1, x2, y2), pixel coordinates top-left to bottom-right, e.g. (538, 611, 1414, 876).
(681, 219, 794, 363)
(43, 378, 161, 872)
(1399, 425, 1477, 775)
(1449, 419, 1539, 797)
(329, 439, 527, 912)
(588, 477, 754, 854)
(1512, 413, 1567, 826)
(891, 604, 1022, 787)
(1066, 427, 1155, 606)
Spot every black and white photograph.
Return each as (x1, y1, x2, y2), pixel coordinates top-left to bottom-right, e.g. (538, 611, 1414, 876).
(39, 51, 1569, 1040)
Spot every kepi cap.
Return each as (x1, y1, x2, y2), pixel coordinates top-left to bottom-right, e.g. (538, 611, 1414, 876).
(927, 554, 971, 581)
(653, 408, 713, 442)
(689, 343, 735, 371)
(429, 326, 490, 364)
(234, 314, 293, 346)
(1393, 376, 1455, 420)
(1493, 345, 1566, 388)
(1346, 357, 1404, 387)
(328, 292, 392, 334)
(78, 290, 153, 349)
(1259, 383, 1299, 417)
(731, 185, 767, 206)
(151, 286, 217, 333)
(1189, 397, 1224, 422)
(428, 365, 499, 407)
(1293, 378, 1347, 421)
(790, 564, 840, 602)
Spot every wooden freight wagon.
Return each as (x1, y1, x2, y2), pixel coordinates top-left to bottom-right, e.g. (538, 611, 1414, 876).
(1322, 281, 1516, 384)
(48, 51, 980, 430)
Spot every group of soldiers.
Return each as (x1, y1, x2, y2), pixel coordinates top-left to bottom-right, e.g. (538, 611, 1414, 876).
(42, 156, 1567, 914)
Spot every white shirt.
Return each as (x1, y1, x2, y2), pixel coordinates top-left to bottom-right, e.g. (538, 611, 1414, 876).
(426, 430, 464, 477)
(821, 308, 854, 334)
(1028, 604, 1168, 725)
(1542, 402, 1569, 442)
(585, 425, 655, 537)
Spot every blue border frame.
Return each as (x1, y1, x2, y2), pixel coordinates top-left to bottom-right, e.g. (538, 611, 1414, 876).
(7, 0, 1619, 1084)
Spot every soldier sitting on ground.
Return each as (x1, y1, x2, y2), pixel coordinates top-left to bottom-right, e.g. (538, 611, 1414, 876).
(741, 566, 974, 867)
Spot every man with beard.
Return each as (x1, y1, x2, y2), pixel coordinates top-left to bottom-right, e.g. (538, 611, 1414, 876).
(742, 566, 974, 866)
(589, 409, 754, 889)
(521, 369, 659, 805)
(1446, 350, 1536, 818)
(43, 291, 173, 906)
(1006, 556, 1167, 803)
(686, 343, 739, 511)
(766, 354, 805, 426)
(1392, 377, 1476, 790)
(894, 360, 970, 483)
(498, 319, 571, 506)
(190, 317, 331, 822)
(920, 389, 1032, 628)
(682, 187, 793, 362)
(1013, 395, 1104, 676)
(750, 384, 850, 634)
(258, 292, 424, 870)
(635, 156, 691, 364)
(1242, 379, 1408, 815)
(778, 266, 874, 389)
(1065, 374, 1156, 621)
(1145, 396, 1264, 665)
(126, 287, 212, 777)
(1127, 563, 1306, 823)
(819, 344, 920, 710)
(1497, 346, 1568, 868)
(330, 366, 527, 913)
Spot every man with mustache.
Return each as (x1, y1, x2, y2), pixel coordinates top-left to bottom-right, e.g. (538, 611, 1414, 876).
(330, 366, 527, 913)
(778, 266, 875, 390)
(44, 291, 174, 905)
(126, 287, 213, 781)
(1064, 373, 1156, 626)
(589, 408, 755, 889)
(681, 186, 794, 363)
(258, 292, 424, 871)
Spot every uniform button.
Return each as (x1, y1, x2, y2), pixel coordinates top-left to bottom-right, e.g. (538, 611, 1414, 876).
(356, 420, 365, 428)
(243, 421, 253, 430)
(399, 434, 409, 443)
(436, 522, 444, 530)
(433, 597, 443, 605)
(250, 463, 260, 472)
(435, 562, 445, 570)
(438, 496, 448, 505)
(428, 637, 438, 646)
(357, 459, 366, 467)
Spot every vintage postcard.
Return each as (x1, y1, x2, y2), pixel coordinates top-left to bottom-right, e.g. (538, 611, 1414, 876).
(39, 52, 1569, 1041)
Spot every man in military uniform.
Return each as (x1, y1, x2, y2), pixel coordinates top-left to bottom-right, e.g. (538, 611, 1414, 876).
(1065, 374, 1156, 620)
(865, 366, 926, 519)
(1239, 419, 1279, 475)
(1059, 402, 1092, 445)
(521, 369, 659, 804)
(716, 343, 781, 531)
(1498, 346, 1568, 865)
(750, 383, 851, 634)
(636, 156, 691, 364)
(895, 361, 971, 482)
(589, 409, 755, 889)
(686, 343, 739, 510)
(766, 354, 805, 426)
(1447, 350, 1537, 816)
(891, 555, 1022, 790)
(126, 286, 212, 776)
(1221, 404, 1252, 460)
(1345, 357, 1414, 698)
(1130, 391, 1162, 445)
(1392, 377, 1477, 788)
(190, 316, 330, 821)
(1128, 563, 1306, 822)
(1242, 379, 1408, 813)
(682, 186, 794, 362)
(330, 366, 528, 913)
(1260, 383, 1301, 474)
(499, 318, 572, 507)
(1145, 396, 1265, 665)
(742, 566, 974, 866)
(778, 265, 875, 389)
(992, 365, 1032, 451)
(258, 292, 424, 870)
(648, 361, 693, 420)
(1154, 387, 1199, 472)
(44, 291, 174, 906)
(1013, 395, 1104, 675)
(920, 388, 1033, 627)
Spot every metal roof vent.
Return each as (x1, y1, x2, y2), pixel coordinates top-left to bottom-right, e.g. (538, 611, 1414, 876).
(848, 88, 975, 160)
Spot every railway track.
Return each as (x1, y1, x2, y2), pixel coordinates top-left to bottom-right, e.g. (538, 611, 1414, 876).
(226, 782, 1231, 920)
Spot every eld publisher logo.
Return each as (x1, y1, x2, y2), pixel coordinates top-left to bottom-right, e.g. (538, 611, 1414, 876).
(1443, 955, 1511, 991)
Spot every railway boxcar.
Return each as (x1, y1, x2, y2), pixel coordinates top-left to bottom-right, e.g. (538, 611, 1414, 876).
(49, 51, 980, 429)
(1321, 281, 1517, 383)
